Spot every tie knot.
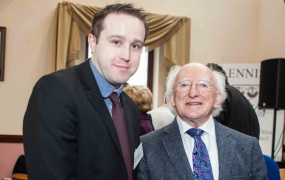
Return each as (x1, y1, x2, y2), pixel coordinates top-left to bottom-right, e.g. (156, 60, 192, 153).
(109, 92, 120, 104)
(186, 128, 204, 137)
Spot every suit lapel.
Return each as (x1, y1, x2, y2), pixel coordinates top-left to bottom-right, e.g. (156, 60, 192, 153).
(161, 119, 194, 179)
(76, 60, 122, 156)
(215, 120, 235, 178)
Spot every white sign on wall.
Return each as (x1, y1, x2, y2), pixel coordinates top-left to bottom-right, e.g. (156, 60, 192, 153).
(221, 63, 284, 161)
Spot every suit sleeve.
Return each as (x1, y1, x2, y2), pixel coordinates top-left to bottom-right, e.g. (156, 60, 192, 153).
(247, 104, 260, 140)
(251, 138, 268, 180)
(23, 74, 77, 180)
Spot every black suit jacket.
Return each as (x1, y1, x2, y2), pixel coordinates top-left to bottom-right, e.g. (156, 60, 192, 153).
(215, 83, 260, 139)
(23, 60, 141, 180)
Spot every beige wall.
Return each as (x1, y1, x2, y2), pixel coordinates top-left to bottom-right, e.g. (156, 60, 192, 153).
(258, 0, 285, 60)
(0, 0, 285, 135)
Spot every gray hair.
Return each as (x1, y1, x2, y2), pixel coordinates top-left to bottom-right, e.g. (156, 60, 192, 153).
(165, 64, 227, 116)
(165, 65, 181, 115)
(212, 71, 227, 116)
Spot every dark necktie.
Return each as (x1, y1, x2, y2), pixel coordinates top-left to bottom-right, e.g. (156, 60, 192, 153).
(187, 128, 214, 180)
(109, 92, 133, 180)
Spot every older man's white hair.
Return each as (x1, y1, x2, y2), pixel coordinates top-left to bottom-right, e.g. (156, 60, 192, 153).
(165, 63, 227, 117)
(212, 70, 227, 116)
(165, 65, 181, 115)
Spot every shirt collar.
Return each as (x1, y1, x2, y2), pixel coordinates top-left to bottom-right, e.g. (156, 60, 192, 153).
(177, 115, 216, 137)
(89, 59, 123, 98)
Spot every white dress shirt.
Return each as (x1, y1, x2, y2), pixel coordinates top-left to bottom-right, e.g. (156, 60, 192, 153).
(177, 116, 219, 180)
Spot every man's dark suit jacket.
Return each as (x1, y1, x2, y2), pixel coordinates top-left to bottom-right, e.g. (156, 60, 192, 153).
(23, 60, 141, 180)
(137, 118, 268, 180)
(215, 83, 260, 139)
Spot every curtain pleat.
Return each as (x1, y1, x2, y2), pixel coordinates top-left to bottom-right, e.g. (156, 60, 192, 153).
(55, 2, 72, 70)
(54, 1, 191, 71)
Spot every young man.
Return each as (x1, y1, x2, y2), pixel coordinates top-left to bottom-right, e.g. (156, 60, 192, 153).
(137, 63, 267, 180)
(23, 3, 148, 180)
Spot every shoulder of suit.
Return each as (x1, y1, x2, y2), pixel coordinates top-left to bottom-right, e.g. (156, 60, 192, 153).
(216, 121, 256, 141)
(141, 126, 167, 143)
(34, 65, 82, 94)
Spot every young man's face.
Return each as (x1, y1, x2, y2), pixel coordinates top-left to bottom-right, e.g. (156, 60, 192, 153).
(88, 13, 145, 89)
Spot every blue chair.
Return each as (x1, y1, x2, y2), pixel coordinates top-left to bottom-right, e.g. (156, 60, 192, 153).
(263, 154, 281, 180)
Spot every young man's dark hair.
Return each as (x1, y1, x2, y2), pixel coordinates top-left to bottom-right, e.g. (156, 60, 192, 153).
(90, 3, 149, 43)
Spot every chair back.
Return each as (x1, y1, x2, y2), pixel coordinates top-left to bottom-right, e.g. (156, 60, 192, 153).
(263, 154, 281, 180)
(12, 173, 28, 180)
(280, 168, 285, 180)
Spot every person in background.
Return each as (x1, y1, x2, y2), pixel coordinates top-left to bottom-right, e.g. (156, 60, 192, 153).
(148, 93, 175, 129)
(23, 3, 148, 180)
(123, 85, 154, 136)
(206, 63, 260, 139)
(137, 63, 267, 180)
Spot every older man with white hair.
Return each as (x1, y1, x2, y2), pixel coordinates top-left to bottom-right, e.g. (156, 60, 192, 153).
(137, 62, 267, 180)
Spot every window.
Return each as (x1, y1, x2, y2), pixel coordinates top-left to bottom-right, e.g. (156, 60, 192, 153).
(127, 47, 148, 86)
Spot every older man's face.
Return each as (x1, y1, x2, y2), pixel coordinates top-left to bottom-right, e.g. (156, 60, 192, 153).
(171, 63, 222, 127)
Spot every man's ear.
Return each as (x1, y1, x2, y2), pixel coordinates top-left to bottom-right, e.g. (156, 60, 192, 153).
(214, 92, 222, 109)
(88, 34, 96, 53)
(170, 91, 176, 107)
